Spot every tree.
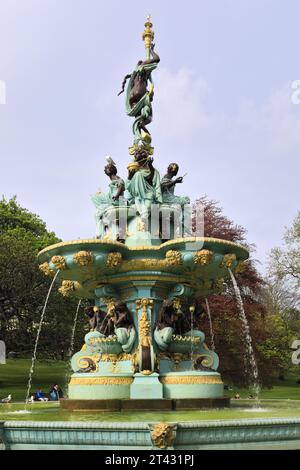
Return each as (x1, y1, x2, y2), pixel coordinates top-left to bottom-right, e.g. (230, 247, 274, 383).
(0, 197, 83, 358)
(265, 212, 300, 374)
(193, 197, 282, 386)
(269, 212, 300, 291)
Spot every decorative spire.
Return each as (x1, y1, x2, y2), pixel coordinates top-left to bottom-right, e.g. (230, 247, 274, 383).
(142, 15, 154, 60)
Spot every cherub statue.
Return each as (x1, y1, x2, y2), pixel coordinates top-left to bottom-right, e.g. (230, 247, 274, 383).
(118, 43, 160, 146)
(91, 157, 125, 238)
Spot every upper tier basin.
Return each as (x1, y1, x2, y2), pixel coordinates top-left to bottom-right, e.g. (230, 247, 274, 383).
(37, 237, 249, 299)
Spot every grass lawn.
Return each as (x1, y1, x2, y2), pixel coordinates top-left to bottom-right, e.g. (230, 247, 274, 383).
(226, 366, 300, 399)
(0, 359, 299, 402)
(0, 359, 69, 401)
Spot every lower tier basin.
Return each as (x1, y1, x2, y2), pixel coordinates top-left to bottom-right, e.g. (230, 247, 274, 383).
(1, 400, 300, 450)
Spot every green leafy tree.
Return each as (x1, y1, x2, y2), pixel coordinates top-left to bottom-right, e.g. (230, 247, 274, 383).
(0, 197, 84, 358)
(194, 197, 285, 386)
(269, 212, 300, 290)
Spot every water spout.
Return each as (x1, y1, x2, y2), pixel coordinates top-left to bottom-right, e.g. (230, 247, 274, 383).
(205, 298, 215, 351)
(68, 299, 82, 357)
(228, 268, 260, 397)
(25, 270, 60, 405)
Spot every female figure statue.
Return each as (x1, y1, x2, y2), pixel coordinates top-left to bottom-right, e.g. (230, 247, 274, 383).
(91, 158, 125, 238)
(118, 43, 160, 146)
(125, 148, 162, 218)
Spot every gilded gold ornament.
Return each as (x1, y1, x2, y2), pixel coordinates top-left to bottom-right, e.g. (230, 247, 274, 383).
(194, 249, 213, 265)
(39, 262, 55, 277)
(142, 15, 155, 51)
(100, 352, 131, 362)
(58, 280, 81, 297)
(136, 299, 153, 348)
(221, 253, 237, 268)
(106, 252, 122, 268)
(51, 255, 66, 270)
(73, 250, 93, 266)
(150, 423, 176, 449)
(165, 250, 182, 266)
(76, 355, 101, 372)
(69, 377, 133, 386)
(160, 375, 223, 385)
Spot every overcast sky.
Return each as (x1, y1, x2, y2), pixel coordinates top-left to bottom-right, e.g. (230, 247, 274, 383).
(0, 0, 299, 275)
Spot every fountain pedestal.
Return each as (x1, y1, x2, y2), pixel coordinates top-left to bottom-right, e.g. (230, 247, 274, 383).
(130, 373, 163, 399)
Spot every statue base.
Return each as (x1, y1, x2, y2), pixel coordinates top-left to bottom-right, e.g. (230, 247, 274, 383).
(130, 372, 163, 399)
(68, 371, 224, 401)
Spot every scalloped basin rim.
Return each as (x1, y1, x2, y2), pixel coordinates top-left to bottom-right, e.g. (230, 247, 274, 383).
(38, 237, 249, 261)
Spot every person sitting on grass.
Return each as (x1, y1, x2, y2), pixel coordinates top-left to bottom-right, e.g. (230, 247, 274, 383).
(49, 384, 64, 401)
(35, 389, 48, 402)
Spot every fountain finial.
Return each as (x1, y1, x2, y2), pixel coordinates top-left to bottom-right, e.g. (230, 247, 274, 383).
(142, 15, 154, 60)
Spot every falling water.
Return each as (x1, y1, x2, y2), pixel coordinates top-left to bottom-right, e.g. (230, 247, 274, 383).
(25, 270, 60, 405)
(205, 298, 215, 351)
(190, 306, 194, 370)
(68, 299, 82, 357)
(228, 268, 260, 398)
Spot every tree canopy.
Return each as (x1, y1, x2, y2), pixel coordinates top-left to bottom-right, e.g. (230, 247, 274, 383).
(0, 197, 84, 359)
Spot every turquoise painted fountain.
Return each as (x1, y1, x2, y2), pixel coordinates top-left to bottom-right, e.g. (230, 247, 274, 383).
(2, 17, 299, 451)
(36, 16, 249, 410)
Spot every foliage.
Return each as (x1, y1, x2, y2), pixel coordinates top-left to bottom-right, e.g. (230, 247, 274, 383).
(269, 212, 300, 291)
(194, 197, 285, 386)
(0, 197, 85, 359)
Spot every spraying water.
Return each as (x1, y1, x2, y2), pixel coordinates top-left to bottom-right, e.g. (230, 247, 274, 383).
(228, 268, 260, 398)
(68, 299, 82, 357)
(205, 298, 215, 351)
(25, 270, 60, 405)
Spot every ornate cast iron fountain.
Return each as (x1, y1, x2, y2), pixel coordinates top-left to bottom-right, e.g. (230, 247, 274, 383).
(37, 17, 249, 409)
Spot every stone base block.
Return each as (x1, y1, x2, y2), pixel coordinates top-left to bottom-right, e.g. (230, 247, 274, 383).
(130, 373, 163, 399)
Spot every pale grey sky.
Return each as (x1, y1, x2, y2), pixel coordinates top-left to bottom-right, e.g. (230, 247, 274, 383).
(0, 0, 299, 274)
